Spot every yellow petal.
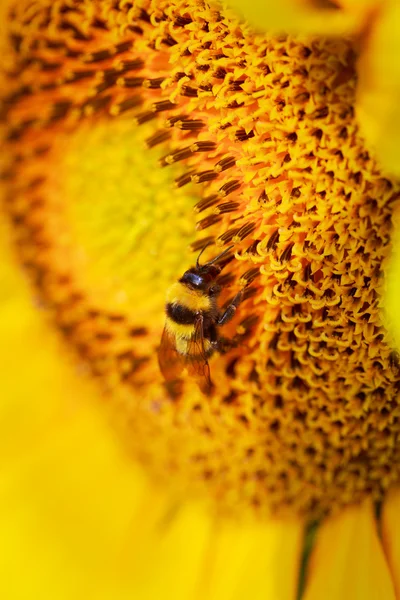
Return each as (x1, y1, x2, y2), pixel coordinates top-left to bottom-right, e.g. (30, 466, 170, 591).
(382, 487, 400, 597)
(356, 1, 400, 177)
(120, 500, 213, 600)
(384, 209, 400, 349)
(0, 224, 148, 599)
(303, 499, 396, 600)
(227, 0, 362, 36)
(336, 0, 383, 11)
(0, 412, 150, 600)
(205, 517, 303, 600)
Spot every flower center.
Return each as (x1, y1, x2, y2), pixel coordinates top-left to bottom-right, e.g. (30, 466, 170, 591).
(63, 120, 196, 312)
(2, 0, 400, 519)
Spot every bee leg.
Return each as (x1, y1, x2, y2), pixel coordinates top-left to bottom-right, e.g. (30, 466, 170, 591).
(217, 289, 244, 326)
(209, 284, 222, 297)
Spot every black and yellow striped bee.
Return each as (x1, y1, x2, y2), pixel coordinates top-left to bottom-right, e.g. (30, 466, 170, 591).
(158, 244, 243, 394)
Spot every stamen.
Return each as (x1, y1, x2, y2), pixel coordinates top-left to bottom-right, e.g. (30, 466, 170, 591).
(194, 194, 219, 212)
(95, 78, 119, 94)
(152, 100, 176, 113)
(312, 106, 329, 120)
(196, 214, 223, 230)
(181, 85, 198, 97)
(146, 130, 171, 148)
(303, 263, 312, 282)
(117, 76, 145, 88)
(175, 170, 197, 188)
(247, 239, 261, 255)
(129, 327, 148, 337)
(218, 228, 240, 243)
(67, 69, 96, 83)
(48, 101, 72, 123)
(240, 267, 260, 285)
(219, 180, 241, 197)
(267, 229, 280, 250)
(134, 8, 151, 23)
(0, 85, 33, 116)
(190, 141, 217, 152)
(83, 49, 115, 63)
(110, 95, 142, 115)
(162, 34, 178, 47)
(160, 146, 192, 166)
(6, 119, 38, 142)
(118, 59, 145, 72)
(229, 79, 245, 91)
(234, 222, 256, 241)
(214, 156, 236, 173)
(237, 313, 259, 332)
(165, 114, 187, 127)
(191, 170, 219, 183)
(214, 67, 227, 79)
(59, 21, 91, 42)
(175, 119, 204, 131)
(38, 60, 62, 72)
(174, 16, 193, 26)
(235, 129, 255, 141)
(82, 41, 133, 63)
(82, 95, 112, 116)
(133, 111, 156, 125)
(142, 77, 165, 89)
(280, 242, 294, 262)
(214, 201, 241, 214)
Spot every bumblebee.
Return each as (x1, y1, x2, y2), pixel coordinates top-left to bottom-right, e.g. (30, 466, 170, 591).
(158, 244, 243, 394)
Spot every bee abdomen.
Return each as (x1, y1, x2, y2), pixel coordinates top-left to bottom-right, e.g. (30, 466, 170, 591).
(166, 302, 198, 325)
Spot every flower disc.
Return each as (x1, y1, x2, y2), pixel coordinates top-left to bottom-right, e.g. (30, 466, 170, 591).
(2, 0, 400, 519)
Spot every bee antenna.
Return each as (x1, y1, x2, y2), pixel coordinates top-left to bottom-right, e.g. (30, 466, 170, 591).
(196, 242, 213, 268)
(204, 245, 234, 266)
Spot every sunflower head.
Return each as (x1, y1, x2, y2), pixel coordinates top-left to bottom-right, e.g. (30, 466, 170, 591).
(2, 0, 400, 524)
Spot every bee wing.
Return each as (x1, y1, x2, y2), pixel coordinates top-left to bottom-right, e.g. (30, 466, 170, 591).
(158, 326, 184, 382)
(186, 314, 214, 395)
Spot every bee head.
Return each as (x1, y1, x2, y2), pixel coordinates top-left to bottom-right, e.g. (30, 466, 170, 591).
(179, 244, 234, 291)
(180, 264, 221, 291)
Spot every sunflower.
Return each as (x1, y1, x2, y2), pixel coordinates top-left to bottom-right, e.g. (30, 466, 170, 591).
(2, 0, 400, 598)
